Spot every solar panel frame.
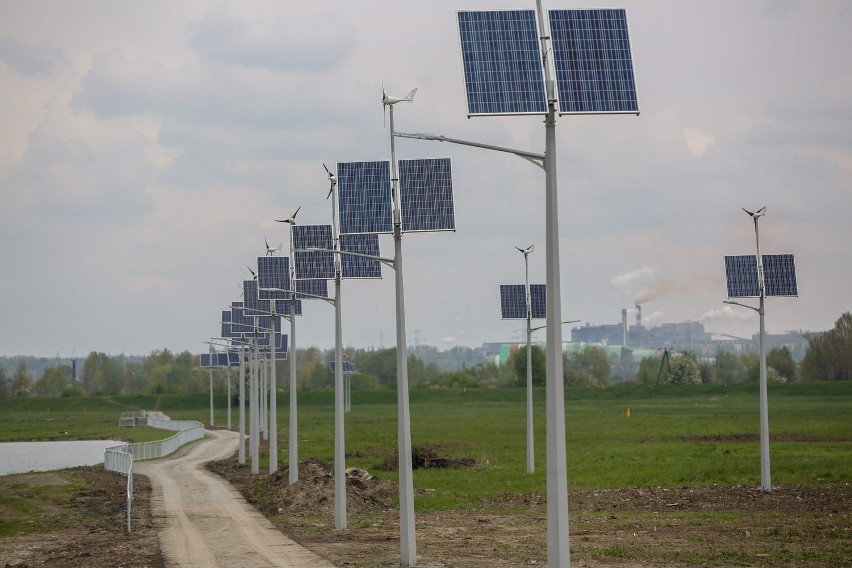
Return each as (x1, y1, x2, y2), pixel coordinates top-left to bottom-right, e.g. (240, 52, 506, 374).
(221, 310, 232, 338)
(292, 225, 335, 280)
(500, 284, 546, 319)
(725, 255, 760, 298)
(230, 302, 253, 336)
(399, 158, 456, 232)
(549, 9, 639, 115)
(340, 233, 382, 279)
(763, 254, 798, 297)
(257, 256, 290, 300)
(200, 353, 212, 368)
(337, 161, 393, 235)
(457, 10, 549, 116)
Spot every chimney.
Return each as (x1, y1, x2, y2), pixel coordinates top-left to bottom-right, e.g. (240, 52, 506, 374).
(622, 308, 628, 347)
(635, 304, 642, 328)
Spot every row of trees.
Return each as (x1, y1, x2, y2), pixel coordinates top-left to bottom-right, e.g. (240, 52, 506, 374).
(3, 312, 850, 399)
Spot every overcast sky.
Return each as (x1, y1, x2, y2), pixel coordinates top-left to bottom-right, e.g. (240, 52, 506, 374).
(1, 1, 850, 358)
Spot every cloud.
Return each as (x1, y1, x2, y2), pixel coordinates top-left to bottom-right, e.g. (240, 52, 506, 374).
(683, 127, 714, 157)
(187, 5, 357, 73)
(0, 37, 66, 76)
(610, 266, 656, 296)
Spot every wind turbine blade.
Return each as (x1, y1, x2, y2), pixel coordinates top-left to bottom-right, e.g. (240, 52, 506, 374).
(323, 163, 331, 175)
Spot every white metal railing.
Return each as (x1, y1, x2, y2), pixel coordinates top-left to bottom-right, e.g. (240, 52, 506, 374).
(119, 410, 148, 428)
(104, 413, 205, 532)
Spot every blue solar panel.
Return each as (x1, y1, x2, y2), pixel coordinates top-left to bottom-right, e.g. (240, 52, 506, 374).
(215, 353, 230, 367)
(221, 310, 232, 338)
(258, 256, 289, 300)
(227, 352, 241, 366)
(292, 225, 335, 280)
(230, 302, 253, 335)
(243, 280, 262, 313)
(274, 298, 303, 316)
(337, 161, 393, 235)
(329, 361, 358, 374)
(200, 353, 212, 368)
(725, 255, 759, 298)
(763, 254, 798, 297)
(500, 284, 546, 319)
(549, 9, 639, 115)
(340, 233, 382, 279)
(296, 279, 328, 299)
(457, 10, 548, 116)
(725, 254, 798, 297)
(258, 333, 288, 359)
(399, 158, 456, 232)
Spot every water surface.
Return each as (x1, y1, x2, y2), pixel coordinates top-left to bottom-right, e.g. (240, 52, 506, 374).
(0, 440, 122, 475)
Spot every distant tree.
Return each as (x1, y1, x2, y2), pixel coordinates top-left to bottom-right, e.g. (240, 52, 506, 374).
(636, 356, 659, 385)
(715, 350, 746, 384)
(699, 360, 717, 384)
(565, 346, 611, 387)
(667, 353, 701, 385)
(0, 367, 8, 400)
(35, 365, 71, 397)
(509, 344, 546, 388)
(801, 312, 852, 381)
(766, 346, 797, 382)
(11, 360, 31, 397)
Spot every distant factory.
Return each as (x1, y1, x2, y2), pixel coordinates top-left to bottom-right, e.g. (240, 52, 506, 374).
(485, 304, 811, 366)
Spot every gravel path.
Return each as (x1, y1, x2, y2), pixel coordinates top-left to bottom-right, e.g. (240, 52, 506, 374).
(136, 430, 335, 568)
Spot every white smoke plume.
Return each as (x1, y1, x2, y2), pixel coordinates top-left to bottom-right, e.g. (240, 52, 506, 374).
(610, 266, 656, 297)
(701, 305, 755, 325)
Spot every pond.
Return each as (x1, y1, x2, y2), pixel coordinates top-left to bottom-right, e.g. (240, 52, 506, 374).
(0, 440, 122, 475)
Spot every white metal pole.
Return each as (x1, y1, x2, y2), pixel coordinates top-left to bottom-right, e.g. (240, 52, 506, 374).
(390, 101, 417, 567)
(209, 370, 214, 427)
(227, 367, 232, 430)
(331, 182, 347, 530)
(524, 251, 535, 474)
(753, 214, 771, 492)
(536, 2, 570, 565)
(269, 303, 278, 474)
(261, 360, 268, 441)
(251, 335, 259, 475)
(239, 348, 246, 464)
(289, 226, 300, 485)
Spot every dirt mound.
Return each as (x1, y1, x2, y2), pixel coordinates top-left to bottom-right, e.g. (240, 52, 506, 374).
(206, 456, 397, 518)
(378, 446, 477, 471)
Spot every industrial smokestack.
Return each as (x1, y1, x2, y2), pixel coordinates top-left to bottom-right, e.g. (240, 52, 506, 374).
(635, 304, 642, 328)
(622, 308, 628, 348)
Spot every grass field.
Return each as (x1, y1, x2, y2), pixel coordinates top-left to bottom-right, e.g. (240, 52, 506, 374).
(2, 382, 850, 510)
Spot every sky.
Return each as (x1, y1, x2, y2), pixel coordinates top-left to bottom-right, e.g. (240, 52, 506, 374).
(1, 0, 850, 358)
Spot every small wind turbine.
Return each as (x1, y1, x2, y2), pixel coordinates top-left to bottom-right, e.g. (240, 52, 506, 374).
(382, 85, 417, 126)
(275, 206, 301, 225)
(264, 237, 284, 256)
(323, 163, 337, 199)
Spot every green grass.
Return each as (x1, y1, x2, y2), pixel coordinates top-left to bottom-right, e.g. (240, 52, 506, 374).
(2, 382, 851, 511)
(0, 472, 84, 536)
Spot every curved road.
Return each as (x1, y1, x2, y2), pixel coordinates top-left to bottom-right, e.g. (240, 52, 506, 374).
(136, 430, 334, 567)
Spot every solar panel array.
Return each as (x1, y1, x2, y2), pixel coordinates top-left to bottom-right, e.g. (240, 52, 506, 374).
(500, 284, 546, 319)
(200, 353, 237, 368)
(329, 361, 358, 374)
(257, 256, 289, 300)
(293, 225, 335, 280)
(457, 10, 548, 116)
(338, 161, 393, 235)
(230, 302, 253, 336)
(399, 158, 456, 232)
(257, 333, 288, 359)
(725, 254, 798, 298)
(457, 9, 638, 116)
(340, 233, 382, 279)
(549, 9, 639, 114)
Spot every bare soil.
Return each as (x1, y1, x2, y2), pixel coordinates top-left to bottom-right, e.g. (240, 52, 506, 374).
(2, 455, 849, 567)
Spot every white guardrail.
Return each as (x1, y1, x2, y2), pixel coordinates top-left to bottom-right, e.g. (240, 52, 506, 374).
(104, 412, 205, 532)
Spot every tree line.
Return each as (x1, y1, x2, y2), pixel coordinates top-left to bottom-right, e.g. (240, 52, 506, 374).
(2, 312, 850, 399)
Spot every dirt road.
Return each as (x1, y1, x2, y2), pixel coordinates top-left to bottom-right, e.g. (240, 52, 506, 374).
(136, 430, 335, 568)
